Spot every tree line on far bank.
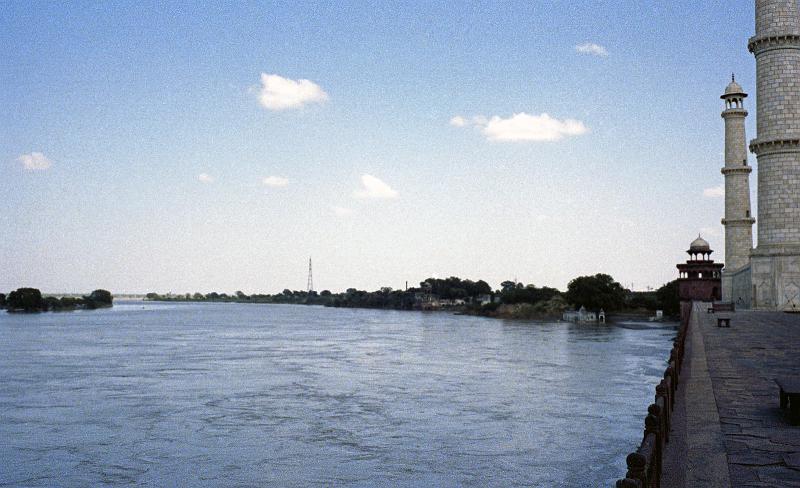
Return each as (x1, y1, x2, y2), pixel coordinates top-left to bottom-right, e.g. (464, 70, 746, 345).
(145, 274, 680, 318)
(0, 288, 113, 313)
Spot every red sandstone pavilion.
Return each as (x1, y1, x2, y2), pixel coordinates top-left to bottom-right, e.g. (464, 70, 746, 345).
(677, 236, 723, 305)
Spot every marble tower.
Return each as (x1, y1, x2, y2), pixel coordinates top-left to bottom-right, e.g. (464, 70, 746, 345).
(747, 0, 800, 311)
(720, 77, 755, 305)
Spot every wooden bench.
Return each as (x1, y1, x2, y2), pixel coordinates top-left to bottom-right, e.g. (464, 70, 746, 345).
(775, 377, 800, 425)
(708, 302, 736, 314)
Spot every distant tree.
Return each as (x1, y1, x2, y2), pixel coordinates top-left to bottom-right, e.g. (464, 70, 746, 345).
(656, 280, 680, 317)
(472, 280, 492, 296)
(501, 283, 562, 305)
(43, 296, 62, 311)
(626, 291, 659, 310)
(565, 274, 626, 312)
(236, 290, 249, 300)
(145, 292, 159, 300)
(90, 289, 113, 304)
(84, 289, 113, 309)
(0, 293, 5, 308)
(193, 292, 204, 300)
(500, 280, 517, 292)
(6, 288, 45, 312)
(59, 296, 80, 310)
(320, 290, 332, 297)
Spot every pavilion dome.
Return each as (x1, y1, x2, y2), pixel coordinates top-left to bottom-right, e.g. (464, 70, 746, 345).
(725, 80, 744, 95)
(722, 76, 747, 99)
(690, 235, 711, 253)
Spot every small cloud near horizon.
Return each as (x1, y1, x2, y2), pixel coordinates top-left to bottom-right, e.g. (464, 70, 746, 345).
(703, 185, 724, 198)
(353, 174, 398, 199)
(263, 176, 289, 187)
(198, 173, 214, 183)
(576, 43, 609, 57)
(257, 73, 328, 111)
(18, 152, 52, 170)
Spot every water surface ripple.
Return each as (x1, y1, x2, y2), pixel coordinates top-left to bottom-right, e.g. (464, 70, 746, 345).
(0, 301, 674, 487)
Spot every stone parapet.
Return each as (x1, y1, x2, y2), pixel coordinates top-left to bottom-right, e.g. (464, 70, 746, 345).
(750, 137, 800, 155)
(721, 108, 748, 118)
(748, 33, 800, 54)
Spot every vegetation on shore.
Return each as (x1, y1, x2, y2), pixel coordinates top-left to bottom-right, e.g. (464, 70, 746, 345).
(145, 274, 679, 319)
(1, 288, 113, 313)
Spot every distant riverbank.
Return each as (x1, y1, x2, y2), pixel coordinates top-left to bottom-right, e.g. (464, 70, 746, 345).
(143, 274, 679, 322)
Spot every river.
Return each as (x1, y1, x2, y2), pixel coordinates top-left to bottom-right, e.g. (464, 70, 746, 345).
(0, 301, 673, 487)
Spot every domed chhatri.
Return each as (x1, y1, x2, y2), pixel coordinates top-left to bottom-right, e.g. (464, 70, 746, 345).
(686, 235, 715, 262)
(690, 235, 711, 253)
(722, 74, 747, 98)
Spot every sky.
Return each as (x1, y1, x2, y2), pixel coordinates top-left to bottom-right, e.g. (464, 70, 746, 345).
(1, 1, 760, 294)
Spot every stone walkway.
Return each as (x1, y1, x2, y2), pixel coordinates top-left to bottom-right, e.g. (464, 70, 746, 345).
(664, 303, 800, 487)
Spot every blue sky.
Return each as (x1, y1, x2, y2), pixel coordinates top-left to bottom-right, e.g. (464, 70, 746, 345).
(1, 1, 758, 293)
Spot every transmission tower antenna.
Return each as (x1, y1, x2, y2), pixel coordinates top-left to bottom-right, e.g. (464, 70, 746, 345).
(307, 257, 314, 293)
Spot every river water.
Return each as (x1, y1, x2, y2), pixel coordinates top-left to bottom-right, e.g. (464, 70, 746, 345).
(0, 301, 674, 487)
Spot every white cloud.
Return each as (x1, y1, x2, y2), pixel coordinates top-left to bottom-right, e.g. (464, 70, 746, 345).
(257, 73, 328, 111)
(480, 113, 588, 142)
(18, 152, 52, 170)
(263, 176, 289, 187)
(353, 174, 398, 199)
(449, 115, 467, 127)
(703, 185, 724, 198)
(332, 206, 353, 217)
(576, 43, 609, 57)
(198, 173, 214, 183)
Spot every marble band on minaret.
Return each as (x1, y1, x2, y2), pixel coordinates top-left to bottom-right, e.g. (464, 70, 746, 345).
(748, 0, 800, 311)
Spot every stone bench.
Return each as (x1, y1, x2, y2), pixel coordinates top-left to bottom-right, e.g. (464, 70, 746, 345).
(775, 377, 800, 425)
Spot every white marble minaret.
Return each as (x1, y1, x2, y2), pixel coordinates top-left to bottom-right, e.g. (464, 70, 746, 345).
(748, 0, 800, 311)
(720, 76, 755, 304)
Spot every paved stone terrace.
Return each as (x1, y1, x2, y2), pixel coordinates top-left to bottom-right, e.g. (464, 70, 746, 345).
(665, 304, 800, 487)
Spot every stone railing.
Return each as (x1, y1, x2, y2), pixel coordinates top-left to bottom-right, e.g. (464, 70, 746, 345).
(614, 307, 689, 487)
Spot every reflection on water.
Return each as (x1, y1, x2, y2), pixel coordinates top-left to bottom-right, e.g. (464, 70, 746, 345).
(0, 302, 674, 487)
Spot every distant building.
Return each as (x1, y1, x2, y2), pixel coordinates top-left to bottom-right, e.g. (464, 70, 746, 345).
(677, 236, 723, 303)
(562, 306, 597, 323)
